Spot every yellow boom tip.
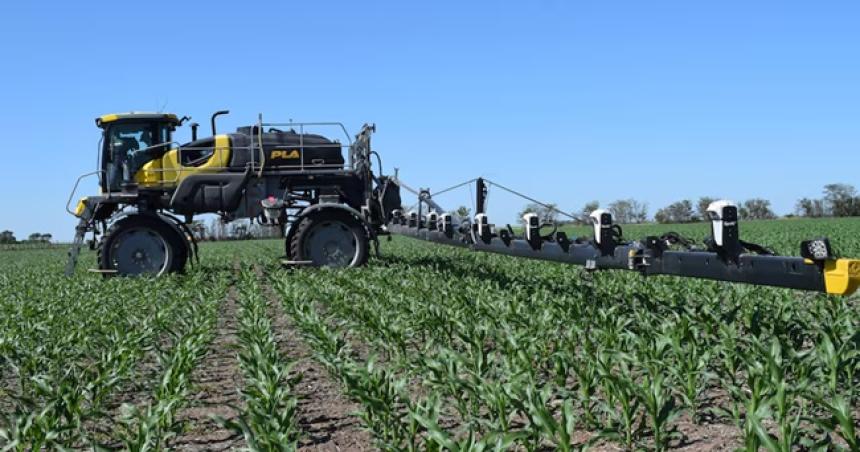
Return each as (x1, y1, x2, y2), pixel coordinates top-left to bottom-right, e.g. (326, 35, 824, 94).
(824, 259, 860, 296)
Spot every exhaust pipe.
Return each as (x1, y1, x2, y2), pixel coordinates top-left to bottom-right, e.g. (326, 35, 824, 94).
(190, 122, 199, 141)
(210, 110, 230, 135)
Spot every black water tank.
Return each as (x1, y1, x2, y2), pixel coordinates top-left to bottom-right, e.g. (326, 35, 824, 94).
(234, 126, 345, 168)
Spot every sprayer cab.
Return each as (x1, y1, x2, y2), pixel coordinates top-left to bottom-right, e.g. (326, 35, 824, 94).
(96, 112, 182, 192)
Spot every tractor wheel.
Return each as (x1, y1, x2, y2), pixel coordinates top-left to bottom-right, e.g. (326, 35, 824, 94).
(288, 209, 369, 268)
(98, 215, 188, 277)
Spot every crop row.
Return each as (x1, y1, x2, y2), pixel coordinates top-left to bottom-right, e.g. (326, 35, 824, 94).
(0, 249, 237, 449)
(0, 244, 318, 450)
(270, 235, 860, 450)
(114, 271, 228, 450)
(0, 255, 219, 448)
(221, 269, 302, 449)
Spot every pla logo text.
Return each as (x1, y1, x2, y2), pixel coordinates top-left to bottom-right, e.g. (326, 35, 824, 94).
(271, 150, 300, 159)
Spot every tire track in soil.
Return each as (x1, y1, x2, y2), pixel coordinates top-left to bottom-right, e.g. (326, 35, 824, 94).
(257, 266, 374, 451)
(167, 285, 244, 451)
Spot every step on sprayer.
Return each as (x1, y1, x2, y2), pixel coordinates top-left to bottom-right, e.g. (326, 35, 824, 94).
(65, 111, 860, 296)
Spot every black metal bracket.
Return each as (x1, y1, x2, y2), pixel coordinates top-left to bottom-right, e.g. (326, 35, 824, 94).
(476, 178, 487, 215)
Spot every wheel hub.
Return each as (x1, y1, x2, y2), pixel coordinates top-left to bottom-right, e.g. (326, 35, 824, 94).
(109, 227, 170, 276)
(303, 221, 358, 267)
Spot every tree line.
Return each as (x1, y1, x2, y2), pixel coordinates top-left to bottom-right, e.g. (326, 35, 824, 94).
(509, 182, 860, 225)
(795, 183, 860, 218)
(4, 183, 858, 242)
(0, 231, 52, 244)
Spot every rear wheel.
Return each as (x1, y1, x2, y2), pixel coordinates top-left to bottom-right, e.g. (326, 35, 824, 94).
(98, 215, 188, 276)
(288, 209, 369, 268)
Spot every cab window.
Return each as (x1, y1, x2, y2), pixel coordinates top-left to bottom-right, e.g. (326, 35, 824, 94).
(108, 123, 168, 155)
(103, 122, 168, 190)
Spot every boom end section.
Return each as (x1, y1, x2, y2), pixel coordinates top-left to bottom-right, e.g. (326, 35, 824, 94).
(824, 259, 860, 296)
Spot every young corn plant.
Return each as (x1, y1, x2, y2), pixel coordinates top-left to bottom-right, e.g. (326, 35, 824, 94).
(217, 271, 302, 449)
(635, 370, 681, 452)
(813, 328, 860, 401)
(735, 337, 810, 452)
(713, 322, 745, 425)
(116, 273, 227, 450)
(504, 381, 579, 451)
(595, 352, 640, 449)
(804, 395, 859, 451)
(0, 266, 193, 449)
(562, 339, 600, 429)
(273, 274, 420, 451)
(665, 317, 712, 424)
(411, 395, 524, 452)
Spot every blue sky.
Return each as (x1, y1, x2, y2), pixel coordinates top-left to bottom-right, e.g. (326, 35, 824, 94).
(1, 1, 858, 240)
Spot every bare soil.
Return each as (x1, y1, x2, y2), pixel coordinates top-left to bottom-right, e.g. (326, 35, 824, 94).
(167, 287, 245, 451)
(261, 268, 374, 451)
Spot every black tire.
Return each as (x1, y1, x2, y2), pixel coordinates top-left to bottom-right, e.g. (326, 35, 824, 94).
(98, 214, 188, 277)
(287, 209, 369, 268)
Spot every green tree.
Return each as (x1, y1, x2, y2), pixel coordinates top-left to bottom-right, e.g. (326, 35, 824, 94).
(740, 199, 776, 220)
(823, 183, 860, 217)
(519, 203, 559, 223)
(655, 200, 694, 224)
(455, 206, 471, 220)
(579, 201, 599, 224)
(608, 199, 648, 224)
(795, 198, 825, 217)
(0, 230, 15, 244)
(697, 197, 717, 222)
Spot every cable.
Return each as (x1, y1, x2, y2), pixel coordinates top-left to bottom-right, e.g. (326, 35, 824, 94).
(370, 151, 384, 176)
(660, 232, 697, 250)
(740, 239, 776, 256)
(483, 179, 578, 221)
(611, 224, 624, 241)
(394, 176, 574, 223)
(468, 184, 475, 216)
(433, 178, 479, 197)
(539, 222, 558, 239)
(395, 178, 421, 196)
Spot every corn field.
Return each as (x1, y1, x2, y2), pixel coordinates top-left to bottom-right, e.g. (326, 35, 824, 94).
(0, 218, 858, 451)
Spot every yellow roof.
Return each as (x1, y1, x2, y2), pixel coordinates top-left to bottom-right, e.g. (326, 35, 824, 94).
(96, 112, 179, 127)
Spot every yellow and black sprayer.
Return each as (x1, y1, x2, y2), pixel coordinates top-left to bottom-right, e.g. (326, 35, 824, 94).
(66, 111, 860, 296)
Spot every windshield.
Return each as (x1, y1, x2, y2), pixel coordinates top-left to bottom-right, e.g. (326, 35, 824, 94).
(104, 122, 169, 190)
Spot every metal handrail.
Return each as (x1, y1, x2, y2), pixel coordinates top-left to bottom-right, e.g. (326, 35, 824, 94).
(66, 170, 105, 215)
(256, 114, 265, 177)
(258, 121, 352, 145)
(257, 115, 354, 171)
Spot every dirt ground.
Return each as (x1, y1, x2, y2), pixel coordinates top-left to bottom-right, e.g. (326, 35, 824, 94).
(261, 267, 374, 451)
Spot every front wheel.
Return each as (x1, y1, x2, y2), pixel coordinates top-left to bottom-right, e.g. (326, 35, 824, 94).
(98, 215, 188, 276)
(288, 209, 369, 268)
